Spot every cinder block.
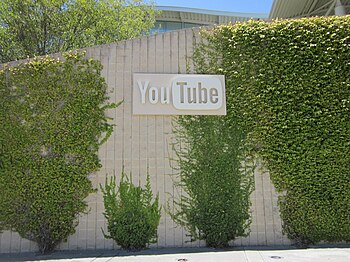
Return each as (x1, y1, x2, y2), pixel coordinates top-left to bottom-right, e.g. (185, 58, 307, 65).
(77, 230, 87, 249)
(248, 232, 258, 246)
(257, 232, 267, 245)
(20, 238, 32, 252)
(266, 232, 276, 245)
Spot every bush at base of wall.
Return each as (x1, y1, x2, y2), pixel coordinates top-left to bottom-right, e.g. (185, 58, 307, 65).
(0, 53, 117, 254)
(194, 15, 350, 246)
(101, 172, 161, 250)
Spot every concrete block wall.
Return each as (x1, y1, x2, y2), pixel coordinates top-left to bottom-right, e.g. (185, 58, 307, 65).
(0, 28, 290, 253)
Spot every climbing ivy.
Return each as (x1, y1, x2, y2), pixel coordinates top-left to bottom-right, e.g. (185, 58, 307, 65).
(0, 53, 118, 253)
(193, 15, 350, 246)
(171, 115, 255, 247)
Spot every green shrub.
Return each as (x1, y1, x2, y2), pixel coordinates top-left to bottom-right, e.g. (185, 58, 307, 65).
(0, 53, 117, 253)
(194, 16, 350, 245)
(101, 172, 161, 250)
(171, 116, 254, 247)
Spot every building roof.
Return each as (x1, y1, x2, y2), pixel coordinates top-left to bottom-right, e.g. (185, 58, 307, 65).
(155, 6, 267, 25)
(269, 0, 350, 18)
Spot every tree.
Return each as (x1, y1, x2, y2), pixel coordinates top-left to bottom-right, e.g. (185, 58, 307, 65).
(0, 0, 158, 63)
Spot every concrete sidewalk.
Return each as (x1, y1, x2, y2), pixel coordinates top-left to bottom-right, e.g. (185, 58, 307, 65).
(1, 247, 350, 262)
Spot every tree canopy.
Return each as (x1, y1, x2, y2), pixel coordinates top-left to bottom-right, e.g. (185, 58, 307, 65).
(0, 0, 158, 63)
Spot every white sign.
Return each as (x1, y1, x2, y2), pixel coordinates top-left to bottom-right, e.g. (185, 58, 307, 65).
(133, 74, 226, 115)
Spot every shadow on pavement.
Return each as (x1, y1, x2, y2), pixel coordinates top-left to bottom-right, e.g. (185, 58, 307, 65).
(1, 245, 350, 261)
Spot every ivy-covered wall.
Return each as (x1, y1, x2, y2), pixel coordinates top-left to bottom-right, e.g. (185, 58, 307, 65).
(0, 29, 287, 253)
(3, 16, 347, 252)
(194, 15, 350, 246)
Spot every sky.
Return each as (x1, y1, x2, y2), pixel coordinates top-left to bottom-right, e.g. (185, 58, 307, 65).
(154, 0, 274, 15)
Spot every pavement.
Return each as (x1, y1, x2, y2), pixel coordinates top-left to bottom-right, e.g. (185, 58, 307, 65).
(0, 247, 350, 262)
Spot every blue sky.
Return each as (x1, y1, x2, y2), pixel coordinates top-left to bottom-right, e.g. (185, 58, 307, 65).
(154, 0, 274, 14)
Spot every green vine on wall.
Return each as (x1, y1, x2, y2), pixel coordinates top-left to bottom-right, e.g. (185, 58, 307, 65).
(171, 115, 255, 247)
(0, 53, 118, 253)
(194, 15, 350, 246)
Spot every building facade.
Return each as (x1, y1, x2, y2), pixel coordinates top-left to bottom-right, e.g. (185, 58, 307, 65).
(152, 6, 267, 33)
(270, 0, 349, 18)
(1, 1, 348, 253)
